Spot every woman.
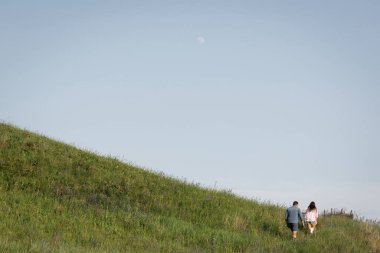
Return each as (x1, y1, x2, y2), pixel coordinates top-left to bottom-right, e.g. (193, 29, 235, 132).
(303, 201, 318, 234)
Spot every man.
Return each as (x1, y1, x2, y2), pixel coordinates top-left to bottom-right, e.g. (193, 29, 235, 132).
(285, 201, 304, 240)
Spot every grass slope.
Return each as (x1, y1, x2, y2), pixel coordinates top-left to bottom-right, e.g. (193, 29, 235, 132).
(0, 123, 379, 253)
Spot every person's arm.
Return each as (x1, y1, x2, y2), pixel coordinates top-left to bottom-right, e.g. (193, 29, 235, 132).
(298, 209, 303, 221)
(285, 209, 288, 222)
(298, 208, 305, 226)
(315, 209, 319, 219)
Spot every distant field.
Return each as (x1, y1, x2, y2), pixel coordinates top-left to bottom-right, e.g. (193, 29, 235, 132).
(1, 123, 379, 252)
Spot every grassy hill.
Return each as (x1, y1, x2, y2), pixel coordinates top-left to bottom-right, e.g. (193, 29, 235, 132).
(0, 123, 379, 252)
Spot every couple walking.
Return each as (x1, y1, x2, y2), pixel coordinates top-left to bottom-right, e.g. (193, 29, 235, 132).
(285, 201, 318, 239)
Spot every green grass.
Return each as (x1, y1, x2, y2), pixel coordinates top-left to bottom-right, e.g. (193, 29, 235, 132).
(0, 123, 379, 252)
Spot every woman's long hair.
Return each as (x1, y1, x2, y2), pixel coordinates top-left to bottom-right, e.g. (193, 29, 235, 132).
(308, 201, 317, 210)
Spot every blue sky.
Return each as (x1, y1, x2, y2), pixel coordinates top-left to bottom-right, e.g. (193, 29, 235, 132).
(1, 0, 380, 220)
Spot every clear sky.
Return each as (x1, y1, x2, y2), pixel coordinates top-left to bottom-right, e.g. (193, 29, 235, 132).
(1, 0, 379, 220)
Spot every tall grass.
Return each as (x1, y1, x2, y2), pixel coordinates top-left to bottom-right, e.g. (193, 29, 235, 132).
(0, 123, 379, 252)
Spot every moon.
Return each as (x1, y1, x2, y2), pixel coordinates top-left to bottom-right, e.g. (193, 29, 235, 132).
(197, 36, 205, 44)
